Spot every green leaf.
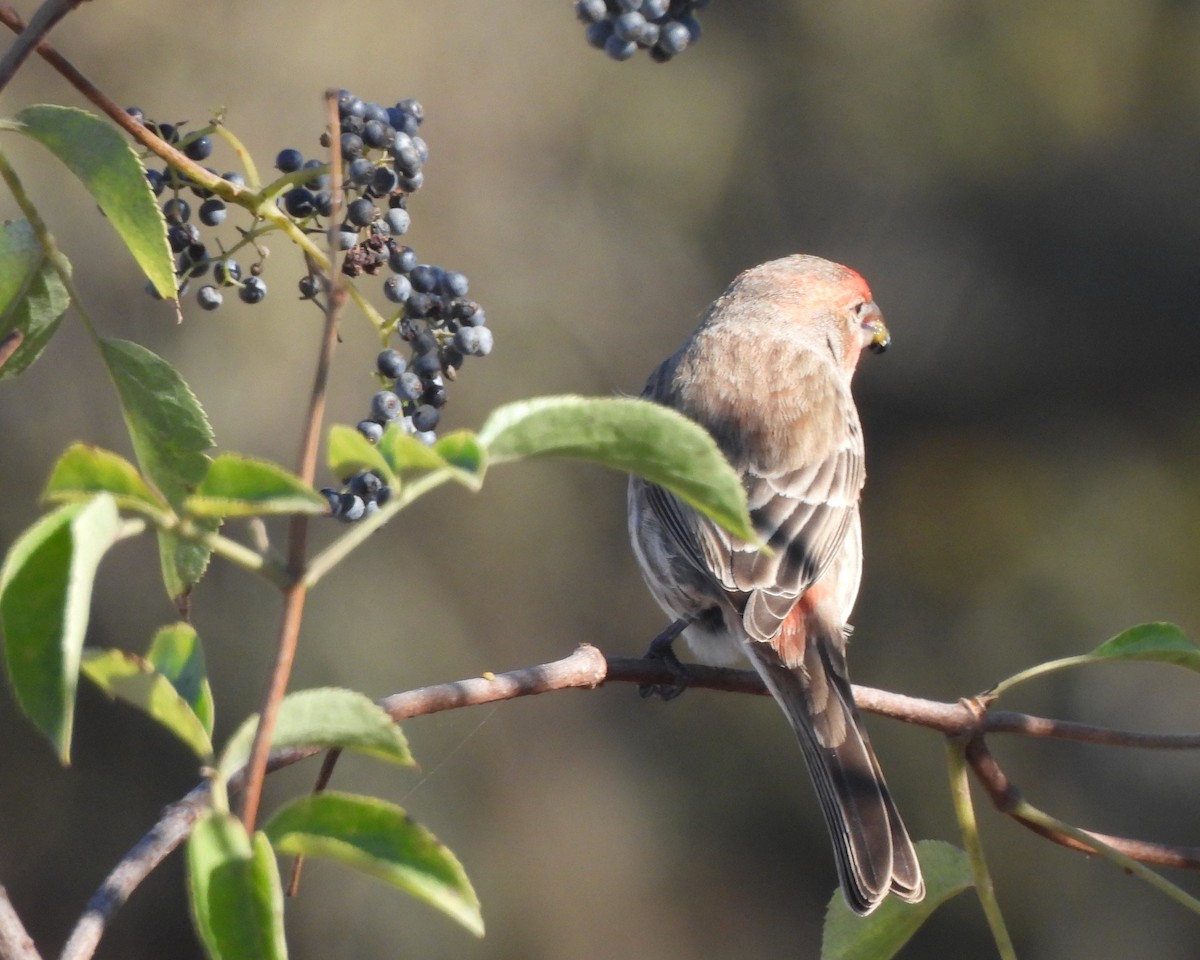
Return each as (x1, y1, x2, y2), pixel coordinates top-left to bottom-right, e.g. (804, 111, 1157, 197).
(80, 646, 213, 759)
(146, 621, 214, 736)
(433, 431, 486, 487)
(263, 791, 483, 937)
(990, 622, 1200, 697)
(0, 218, 70, 380)
(99, 337, 215, 598)
(186, 454, 328, 518)
(1087, 622, 1200, 671)
(0, 496, 123, 762)
(217, 688, 412, 783)
(377, 425, 447, 474)
(43, 443, 170, 518)
(821, 841, 973, 960)
(187, 812, 288, 960)
(10, 105, 175, 300)
(479, 395, 755, 542)
(328, 424, 397, 486)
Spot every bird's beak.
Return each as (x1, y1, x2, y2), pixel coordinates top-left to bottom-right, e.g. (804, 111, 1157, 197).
(861, 301, 890, 354)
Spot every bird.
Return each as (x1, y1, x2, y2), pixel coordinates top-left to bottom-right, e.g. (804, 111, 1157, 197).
(627, 253, 924, 914)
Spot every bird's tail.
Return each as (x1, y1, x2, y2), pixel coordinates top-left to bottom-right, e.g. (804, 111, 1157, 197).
(744, 632, 924, 914)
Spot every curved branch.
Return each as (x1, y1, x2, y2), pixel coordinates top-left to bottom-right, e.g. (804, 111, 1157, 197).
(58, 644, 1200, 960)
(0, 886, 42, 960)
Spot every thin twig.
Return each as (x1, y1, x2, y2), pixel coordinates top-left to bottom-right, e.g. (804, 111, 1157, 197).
(56, 645, 1200, 960)
(0, 887, 42, 960)
(238, 90, 346, 836)
(58, 786, 209, 960)
(0, 0, 84, 93)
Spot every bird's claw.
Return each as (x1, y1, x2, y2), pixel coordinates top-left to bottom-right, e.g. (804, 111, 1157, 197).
(638, 619, 691, 701)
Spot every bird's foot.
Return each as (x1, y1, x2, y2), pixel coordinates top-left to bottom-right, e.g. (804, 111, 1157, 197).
(638, 619, 691, 701)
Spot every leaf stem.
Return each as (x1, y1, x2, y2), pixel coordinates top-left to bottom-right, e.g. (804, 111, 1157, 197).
(946, 738, 1017, 960)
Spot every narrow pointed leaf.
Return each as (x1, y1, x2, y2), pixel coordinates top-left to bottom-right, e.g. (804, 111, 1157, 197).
(217, 688, 412, 783)
(328, 425, 396, 486)
(80, 646, 213, 759)
(99, 337, 215, 598)
(0, 496, 123, 762)
(263, 791, 483, 937)
(186, 454, 328, 518)
(44, 443, 170, 518)
(188, 812, 287, 960)
(821, 841, 973, 960)
(10, 105, 175, 299)
(0, 217, 70, 379)
(479, 396, 754, 542)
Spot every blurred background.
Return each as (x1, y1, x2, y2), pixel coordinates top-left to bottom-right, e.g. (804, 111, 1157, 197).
(3, 1, 1200, 957)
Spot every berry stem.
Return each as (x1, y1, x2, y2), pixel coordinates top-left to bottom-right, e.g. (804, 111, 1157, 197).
(211, 122, 262, 191)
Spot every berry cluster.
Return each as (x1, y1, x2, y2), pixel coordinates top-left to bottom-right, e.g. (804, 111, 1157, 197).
(576, 0, 708, 62)
(130, 109, 267, 310)
(315, 92, 493, 522)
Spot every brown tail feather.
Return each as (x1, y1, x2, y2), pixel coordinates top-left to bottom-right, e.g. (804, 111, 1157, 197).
(744, 635, 924, 914)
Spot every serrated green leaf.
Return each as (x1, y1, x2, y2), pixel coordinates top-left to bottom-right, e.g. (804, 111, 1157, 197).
(263, 791, 483, 937)
(11, 105, 175, 300)
(80, 646, 213, 759)
(43, 443, 170, 518)
(217, 688, 412, 783)
(186, 454, 328, 518)
(821, 841, 973, 960)
(188, 812, 288, 960)
(478, 395, 754, 542)
(328, 425, 397, 486)
(1088, 622, 1200, 671)
(0, 496, 123, 762)
(99, 337, 215, 598)
(0, 218, 70, 380)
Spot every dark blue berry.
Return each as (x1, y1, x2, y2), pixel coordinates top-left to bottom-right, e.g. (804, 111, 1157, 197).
(340, 132, 365, 159)
(222, 171, 246, 188)
(163, 198, 191, 224)
(395, 371, 423, 401)
(214, 259, 241, 285)
(126, 107, 146, 124)
(338, 92, 366, 120)
(314, 191, 334, 217)
(411, 405, 440, 432)
(377, 348, 407, 378)
(397, 171, 424, 193)
(440, 271, 469, 297)
(179, 244, 209, 278)
(605, 34, 638, 59)
(198, 198, 226, 227)
(337, 492, 365, 522)
(657, 20, 690, 55)
(388, 245, 417, 273)
(405, 292, 433, 318)
(347, 197, 377, 227)
(383, 274, 412, 304)
(362, 120, 391, 150)
(363, 101, 390, 125)
(184, 135, 213, 161)
(146, 169, 165, 195)
(576, 0, 607, 22)
(275, 148, 304, 173)
(298, 275, 320, 298)
(302, 158, 330, 191)
(334, 228, 358, 250)
(422, 382, 448, 407)
(371, 390, 403, 422)
(239, 276, 267, 304)
(409, 264, 439, 293)
(357, 420, 384, 444)
(586, 20, 614, 48)
(383, 208, 410, 236)
(348, 157, 375, 185)
(349, 471, 383, 499)
(370, 166, 400, 197)
(320, 487, 340, 513)
(614, 11, 647, 41)
(284, 187, 317, 218)
(197, 285, 222, 310)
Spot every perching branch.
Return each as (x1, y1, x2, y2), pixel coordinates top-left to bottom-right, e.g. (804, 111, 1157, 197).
(0, 887, 42, 960)
(57, 644, 1200, 960)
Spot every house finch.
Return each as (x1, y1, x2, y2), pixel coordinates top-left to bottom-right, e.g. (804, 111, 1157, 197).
(628, 254, 924, 914)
